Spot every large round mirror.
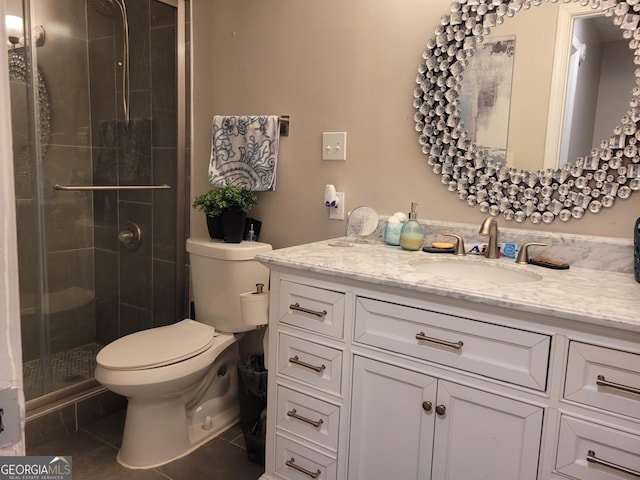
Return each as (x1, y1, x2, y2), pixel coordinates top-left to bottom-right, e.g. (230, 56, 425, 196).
(414, 0, 640, 224)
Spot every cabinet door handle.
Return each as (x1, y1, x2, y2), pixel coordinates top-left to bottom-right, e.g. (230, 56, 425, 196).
(290, 303, 327, 318)
(287, 408, 324, 428)
(285, 457, 321, 479)
(416, 332, 464, 351)
(596, 375, 640, 396)
(586, 450, 640, 477)
(422, 401, 433, 412)
(289, 355, 326, 373)
(435, 404, 446, 416)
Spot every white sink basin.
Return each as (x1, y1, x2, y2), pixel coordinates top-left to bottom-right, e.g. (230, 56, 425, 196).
(409, 258, 542, 284)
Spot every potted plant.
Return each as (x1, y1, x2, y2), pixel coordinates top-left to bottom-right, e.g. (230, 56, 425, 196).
(193, 188, 225, 239)
(193, 186, 257, 243)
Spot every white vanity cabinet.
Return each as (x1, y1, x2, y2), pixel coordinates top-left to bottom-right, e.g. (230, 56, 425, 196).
(262, 271, 552, 480)
(259, 253, 640, 480)
(348, 355, 543, 480)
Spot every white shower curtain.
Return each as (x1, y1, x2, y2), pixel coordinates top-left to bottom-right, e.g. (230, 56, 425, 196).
(0, 0, 27, 456)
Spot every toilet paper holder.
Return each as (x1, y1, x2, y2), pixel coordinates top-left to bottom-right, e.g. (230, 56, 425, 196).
(240, 283, 270, 328)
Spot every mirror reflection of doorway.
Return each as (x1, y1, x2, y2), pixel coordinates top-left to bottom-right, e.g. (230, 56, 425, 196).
(558, 35, 586, 168)
(557, 14, 634, 168)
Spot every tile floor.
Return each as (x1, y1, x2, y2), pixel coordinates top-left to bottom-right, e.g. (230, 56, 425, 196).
(23, 343, 102, 400)
(27, 409, 265, 480)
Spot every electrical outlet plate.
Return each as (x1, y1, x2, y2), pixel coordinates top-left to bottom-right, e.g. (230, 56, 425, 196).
(322, 132, 347, 161)
(329, 192, 345, 220)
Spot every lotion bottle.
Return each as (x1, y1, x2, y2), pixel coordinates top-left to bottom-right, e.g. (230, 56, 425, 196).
(399, 202, 425, 251)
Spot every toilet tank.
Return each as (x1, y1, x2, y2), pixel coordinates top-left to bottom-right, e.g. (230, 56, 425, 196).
(186, 238, 272, 333)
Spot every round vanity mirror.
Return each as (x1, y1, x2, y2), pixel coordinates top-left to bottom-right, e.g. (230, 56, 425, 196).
(347, 206, 379, 238)
(329, 206, 379, 247)
(414, 0, 640, 224)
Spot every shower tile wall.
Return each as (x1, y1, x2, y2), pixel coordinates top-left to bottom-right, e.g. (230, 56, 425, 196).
(88, 0, 179, 346)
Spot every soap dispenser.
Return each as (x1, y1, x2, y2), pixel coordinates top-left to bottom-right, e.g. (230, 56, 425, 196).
(399, 202, 425, 251)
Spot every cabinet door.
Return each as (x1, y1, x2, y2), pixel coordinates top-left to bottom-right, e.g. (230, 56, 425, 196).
(431, 381, 543, 480)
(348, 356, 437, 480)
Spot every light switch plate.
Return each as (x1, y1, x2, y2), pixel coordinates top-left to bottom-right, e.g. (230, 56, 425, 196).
(322, 132, 347, 161)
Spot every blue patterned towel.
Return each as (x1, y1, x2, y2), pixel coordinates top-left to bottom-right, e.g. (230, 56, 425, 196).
(209, 115, 280, 191)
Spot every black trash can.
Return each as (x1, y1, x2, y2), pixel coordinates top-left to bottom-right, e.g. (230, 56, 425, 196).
(237, 353, 268, 466)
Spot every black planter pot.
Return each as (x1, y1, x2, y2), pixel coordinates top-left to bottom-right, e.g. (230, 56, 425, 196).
(222, 210, 247, 243)
(206, 215, 224, 239)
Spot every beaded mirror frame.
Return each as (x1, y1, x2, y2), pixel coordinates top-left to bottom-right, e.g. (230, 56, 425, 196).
(414, 0, 640, 224)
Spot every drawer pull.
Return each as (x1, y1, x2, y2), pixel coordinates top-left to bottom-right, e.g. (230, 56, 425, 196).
(290, 303, 328, 318)
(286, 457, 321, 479)
(289, 355, 326, 373)
(596, 375, 640, 396)
(586, 449, 640, 477)
(422, 401, 433, 412)
(416, 332, 464, 351)
(287, 408, 324, 428)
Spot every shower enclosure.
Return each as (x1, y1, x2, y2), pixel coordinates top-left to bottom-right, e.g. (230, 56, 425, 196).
(8, 0, 189, 405)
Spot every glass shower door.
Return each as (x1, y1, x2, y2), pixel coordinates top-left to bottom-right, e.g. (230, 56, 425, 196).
(9, 0, 187, 404)
(8, 0, 55, 400)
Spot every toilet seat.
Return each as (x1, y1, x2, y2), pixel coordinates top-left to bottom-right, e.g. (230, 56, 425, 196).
(97, 319, 215, 371)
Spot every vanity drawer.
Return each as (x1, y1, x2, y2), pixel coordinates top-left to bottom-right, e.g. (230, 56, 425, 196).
(556, 415, 640, 479)
(276, 386, 340, 452)
(354, 297, 550, 390)
(278, 333, 343, 395)
(275, 434, 337, 480)
(564, 341, 640, 420)
(278, 280, 345, 339)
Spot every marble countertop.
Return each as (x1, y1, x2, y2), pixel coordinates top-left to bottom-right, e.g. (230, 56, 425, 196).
(257, 239, 640, 333)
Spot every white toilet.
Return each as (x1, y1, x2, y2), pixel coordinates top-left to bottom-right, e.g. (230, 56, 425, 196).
(95, 238, 272, 469)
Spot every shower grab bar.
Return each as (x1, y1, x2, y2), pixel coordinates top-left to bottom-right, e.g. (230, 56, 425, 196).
(54, 184, 171, 191)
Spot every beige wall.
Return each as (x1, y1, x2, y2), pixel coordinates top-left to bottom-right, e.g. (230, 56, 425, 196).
(191, 0, 640, 249)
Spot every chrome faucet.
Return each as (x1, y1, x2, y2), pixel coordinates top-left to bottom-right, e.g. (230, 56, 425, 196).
(479, 217, 500, 259)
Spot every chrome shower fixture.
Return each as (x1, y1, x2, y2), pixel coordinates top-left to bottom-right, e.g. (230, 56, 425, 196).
(87, 0, 130, 127)
(87, 0, 120, 17)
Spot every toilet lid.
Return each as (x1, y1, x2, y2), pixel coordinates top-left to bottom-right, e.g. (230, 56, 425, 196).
(96, 319, 216, 370)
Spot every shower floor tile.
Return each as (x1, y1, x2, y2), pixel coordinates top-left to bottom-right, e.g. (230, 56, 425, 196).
(23, 343, 103, 401)
(28, 410, 265, 480)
